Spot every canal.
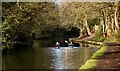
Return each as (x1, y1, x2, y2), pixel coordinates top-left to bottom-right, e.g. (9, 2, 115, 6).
(2, 39, 98, 69)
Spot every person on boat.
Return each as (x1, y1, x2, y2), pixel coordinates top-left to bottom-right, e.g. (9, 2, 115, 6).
(65, 40, 68, 44)
(65, 40, 74, 48)
(68, 42, 74, 48)
(52, 45, 55, 48)
(55, 42, 60, 49)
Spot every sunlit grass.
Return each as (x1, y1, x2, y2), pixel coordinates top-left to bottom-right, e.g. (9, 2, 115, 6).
(79, 59, 98, 70)
(92, 47, 107, 59)
(79, 47, 107, 70)
(93, 37, 106, 42)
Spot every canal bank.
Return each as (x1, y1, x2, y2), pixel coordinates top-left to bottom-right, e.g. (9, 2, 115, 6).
(79, 46, 120, 70)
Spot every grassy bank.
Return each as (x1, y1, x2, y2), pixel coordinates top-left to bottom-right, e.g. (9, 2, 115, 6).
(79, 46, 107, 70)
(71, 36, 120, 47)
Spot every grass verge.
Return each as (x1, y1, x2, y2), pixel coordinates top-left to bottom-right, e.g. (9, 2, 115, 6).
(79, 59, 98, 70)
(92, 47, 107, 59)
(79, 47, 107, 70)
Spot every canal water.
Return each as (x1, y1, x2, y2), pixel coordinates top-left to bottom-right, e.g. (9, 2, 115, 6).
(2, 39, 98, 69)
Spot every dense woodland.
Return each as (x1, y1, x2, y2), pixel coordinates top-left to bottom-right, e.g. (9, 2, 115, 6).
(1, 1, 120, 51)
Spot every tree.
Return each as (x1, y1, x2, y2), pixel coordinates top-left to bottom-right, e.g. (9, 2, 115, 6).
(2, 2, 61, 49)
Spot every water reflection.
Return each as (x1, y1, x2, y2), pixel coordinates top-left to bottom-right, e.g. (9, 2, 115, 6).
(65, 48, 68, 67)
(2, 39, 98, 69)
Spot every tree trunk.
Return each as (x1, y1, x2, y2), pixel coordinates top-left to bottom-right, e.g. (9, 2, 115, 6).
(17, 0, 19, 7)
(114, 9, 119, 31)
(100, 18, 104, 36)
(16, 0, 22, 9)
(84, 15, 91, 36)
(104, 12, 108, 35)
(101, 11, 106, 37)
(114, 0, 119, 31)
(111, 17, 115, 32)
(80, 27, 83, 37)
